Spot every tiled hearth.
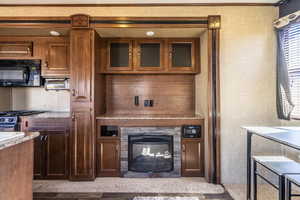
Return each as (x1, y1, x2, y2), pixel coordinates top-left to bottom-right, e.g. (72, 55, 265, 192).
(120, 127, 181, 178)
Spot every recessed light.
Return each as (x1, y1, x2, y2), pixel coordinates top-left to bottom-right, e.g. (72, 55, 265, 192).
(49, 30, 60, 36)
(146, 31, 155, 36)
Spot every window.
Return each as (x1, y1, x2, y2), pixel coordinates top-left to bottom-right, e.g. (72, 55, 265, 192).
(283, 22, 300, 118)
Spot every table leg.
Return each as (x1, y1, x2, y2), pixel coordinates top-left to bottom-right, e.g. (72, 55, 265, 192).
(247, 131, 252, 200)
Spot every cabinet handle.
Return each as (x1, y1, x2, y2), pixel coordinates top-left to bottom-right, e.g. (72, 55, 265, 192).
(182, 144, 186, 152)
(40, 136, 44, 141)
(44, 135, 48, 141)
(71, 112, 76, 121)
(44, 61, 48, 69)
(71, 89, 76, 96)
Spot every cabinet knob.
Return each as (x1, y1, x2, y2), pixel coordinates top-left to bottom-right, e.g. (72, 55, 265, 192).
(71, 89, 76, 96)
(71, 112, 76, 121)
(182, 144, 186, 152)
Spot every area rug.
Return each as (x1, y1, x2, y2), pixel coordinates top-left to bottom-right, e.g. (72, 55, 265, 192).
(134, 197, 199, 200)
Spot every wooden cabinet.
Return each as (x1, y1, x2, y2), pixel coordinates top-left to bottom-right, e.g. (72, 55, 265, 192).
(44, 41, 69, 77)
(69, 29, 98, 181)
(102, 38, 199, 74)
(168, 39, 199, 73)
(135, 39, 164, 71)
(107, 39, 133, 71)
(0, 41, 33, 57)
(96, 138, 120, 177)
(70, 110, 94, 180)
(181, 138, 204, 177)
(23, 122, 69, 180)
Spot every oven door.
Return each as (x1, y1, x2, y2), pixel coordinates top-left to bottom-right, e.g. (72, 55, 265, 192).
(0, 67, 29, 86)
(0, 124, 19, 132)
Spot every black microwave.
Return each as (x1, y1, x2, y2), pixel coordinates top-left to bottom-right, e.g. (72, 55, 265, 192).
(0, 60, 41, 87)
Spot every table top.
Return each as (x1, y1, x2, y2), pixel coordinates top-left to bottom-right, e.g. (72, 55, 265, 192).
(242, 127, 300, 150)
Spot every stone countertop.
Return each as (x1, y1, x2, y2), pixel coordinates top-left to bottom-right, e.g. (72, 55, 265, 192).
(0, 132, 39, 151)
(96, 114, 204, 120)
(24, 111, 70, 119)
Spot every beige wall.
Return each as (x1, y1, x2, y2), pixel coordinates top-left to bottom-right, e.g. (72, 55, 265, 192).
(11, 88, 70, 111)
(0, 88, 11, 111)
(0, 5, 280, 183)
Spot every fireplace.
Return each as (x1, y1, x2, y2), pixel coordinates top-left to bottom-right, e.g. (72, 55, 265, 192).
(121, 127, 181, 178)
(128, 135, 174, 173)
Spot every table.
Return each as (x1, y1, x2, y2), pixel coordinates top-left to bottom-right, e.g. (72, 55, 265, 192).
(243, 127, 300, 200)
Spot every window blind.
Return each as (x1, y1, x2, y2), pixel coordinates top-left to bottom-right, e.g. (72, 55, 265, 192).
(283, 22, 300, 118)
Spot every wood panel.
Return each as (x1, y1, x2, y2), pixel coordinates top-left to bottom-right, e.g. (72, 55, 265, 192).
(44, 41, 69, 77)
(0, 140, 34, 200)
(33, 135, 44, 179)
(70, 110, 94, 180)
(45, 130, 69, 179)
(105, 74, 195, 116)
(70, 29, 92, 102)
(96, 139, 120, 177)
(181, 138, 204, 177)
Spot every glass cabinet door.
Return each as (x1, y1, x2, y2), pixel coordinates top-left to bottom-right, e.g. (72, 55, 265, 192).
(168, 39, 198, 72)
(135, 40, 164, 71)
(107, 40, 133, 71)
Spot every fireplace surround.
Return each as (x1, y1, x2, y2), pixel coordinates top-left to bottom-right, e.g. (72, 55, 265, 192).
(120, 127, 181, 178)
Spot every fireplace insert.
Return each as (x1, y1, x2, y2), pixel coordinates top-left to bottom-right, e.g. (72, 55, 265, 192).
(128, 135, 174, 173)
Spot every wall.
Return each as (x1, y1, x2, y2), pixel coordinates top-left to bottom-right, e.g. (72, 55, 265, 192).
(0, 88, 11, 111)
(11, 88, 70, 111)
(0, 5, 279, 184)
(279, 0, 300, 17)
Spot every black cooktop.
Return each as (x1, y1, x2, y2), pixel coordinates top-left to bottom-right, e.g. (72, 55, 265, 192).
(0, 110, 46, 117)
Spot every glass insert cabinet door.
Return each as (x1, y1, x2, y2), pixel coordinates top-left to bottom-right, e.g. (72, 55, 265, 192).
(107, 39, 133, 71)
(135, 40, 164, 71)
(168, 39, 198, 72)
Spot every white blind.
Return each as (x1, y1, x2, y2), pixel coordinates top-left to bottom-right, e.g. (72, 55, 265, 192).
(283, 22, 300, 118)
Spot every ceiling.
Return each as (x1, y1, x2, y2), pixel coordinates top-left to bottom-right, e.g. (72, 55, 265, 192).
(0, 0, 278, 5)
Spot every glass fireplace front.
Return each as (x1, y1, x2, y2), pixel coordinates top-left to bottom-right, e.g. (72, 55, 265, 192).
(128, 135, 174, 173)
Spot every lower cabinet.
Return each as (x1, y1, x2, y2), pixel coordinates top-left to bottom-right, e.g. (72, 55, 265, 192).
(33, 130, 69, 179)
(96, 138, 120, 177)
(181, 138, 204, 177)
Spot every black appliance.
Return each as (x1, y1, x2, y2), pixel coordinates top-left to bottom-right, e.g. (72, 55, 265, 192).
(182, 125, 202, 138)
(0, 60, 41, 87)
(0, 110, 46, 131)
(101, 126, 119, 137)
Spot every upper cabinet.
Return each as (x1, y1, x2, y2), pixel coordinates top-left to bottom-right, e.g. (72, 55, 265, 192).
(43, 38, 70, 77)
(0, 42, 33, 57)
(107, 39, 133, 71)
(168, 39, 198, 73)
(135, 39, 164, 71)
(101, 38, 199, 74)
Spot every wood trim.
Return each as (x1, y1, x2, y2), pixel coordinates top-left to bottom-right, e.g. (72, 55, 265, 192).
(0, 3, 276, 7)
(207, 15, 221, 184)
(0, 17, 71, 28)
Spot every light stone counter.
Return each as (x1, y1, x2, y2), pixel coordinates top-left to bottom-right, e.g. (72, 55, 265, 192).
(26, 112, 70, 119)
(0, 132, 39, 151)
(96, 114, 204, 120)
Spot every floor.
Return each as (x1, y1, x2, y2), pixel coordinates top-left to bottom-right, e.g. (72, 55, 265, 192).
(33, 178, 232, 200)
(33, 178, 224, 194)
(34, 178, 292, 200)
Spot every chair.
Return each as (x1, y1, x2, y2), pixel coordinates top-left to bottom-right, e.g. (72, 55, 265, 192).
(252, 156, 300, 200)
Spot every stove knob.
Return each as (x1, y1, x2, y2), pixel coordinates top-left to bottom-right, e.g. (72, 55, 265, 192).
(8, 118, 14, 122)
(0, 118, 4, 122)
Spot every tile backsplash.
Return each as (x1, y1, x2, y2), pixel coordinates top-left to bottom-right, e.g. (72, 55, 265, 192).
(12, 88, 70, 111)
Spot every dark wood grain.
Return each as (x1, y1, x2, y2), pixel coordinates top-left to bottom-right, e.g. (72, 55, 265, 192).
(96, 138, 120, 177)
(105, 74, 195, 116)
(182, 138, 205, 177)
